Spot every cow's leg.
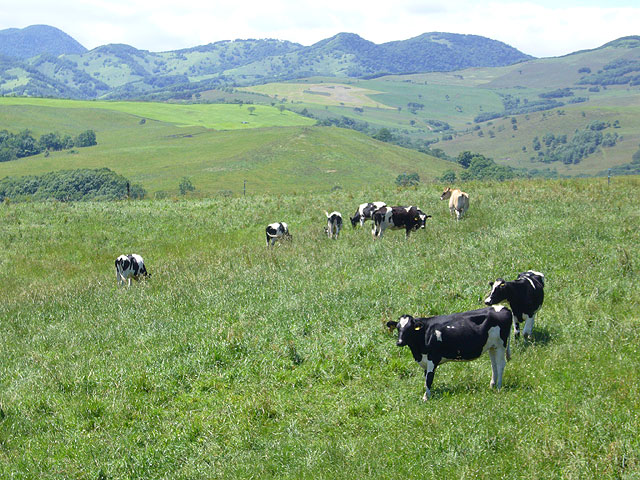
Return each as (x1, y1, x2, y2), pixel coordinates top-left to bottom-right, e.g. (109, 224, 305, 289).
(491, 346, 507, 390)
(422, 357, 438, 401)
(513, 317, 521, 338)
(455, 209, 462, 221)
(522, 314, 535, 338)
(489, 347, 498, 388)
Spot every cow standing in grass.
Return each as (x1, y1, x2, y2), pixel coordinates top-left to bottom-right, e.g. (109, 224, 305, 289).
(440, 187, 469, 220)
(324, 211, 343, 239)
(266, 222, 291, 246)
(372, 206, 430, 239)
(350, 202, 386, 228)
(115, 254, 149, 287)
(387, 306, 512, 400)
(485, 270, 545, 339)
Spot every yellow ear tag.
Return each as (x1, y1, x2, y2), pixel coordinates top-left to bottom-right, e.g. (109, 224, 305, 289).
(414, 326, 421, 331)
(414, 217, 418, 221)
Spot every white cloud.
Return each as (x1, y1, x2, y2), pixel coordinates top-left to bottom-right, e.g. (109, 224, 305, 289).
(0, 0, 638, 57)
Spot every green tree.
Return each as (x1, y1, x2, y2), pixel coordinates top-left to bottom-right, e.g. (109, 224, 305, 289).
(75, 129, 97, 147)
(179, 177, 195, 195)
(457, 151, 474, 169)
(439, 170, 457, 183)
(247, 106, 256, 115)
(395, 172, 420, 187)
(373, 128, 393, 143)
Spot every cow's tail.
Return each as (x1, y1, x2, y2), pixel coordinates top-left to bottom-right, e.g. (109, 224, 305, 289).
(324, 210, 330, 218)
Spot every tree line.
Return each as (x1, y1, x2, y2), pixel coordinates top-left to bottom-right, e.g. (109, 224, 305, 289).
(0, 128, 97, 162)
(530, 121, 619, 165)
(0, 168, 145, 202)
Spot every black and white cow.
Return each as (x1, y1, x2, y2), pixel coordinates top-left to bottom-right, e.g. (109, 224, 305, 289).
(265, 222, 291, 246)
(350, 202, 386, 228)
(387, 306, 513, 400)
(371, 206, 431, 239)
(484, 270, 545, 338)
(115, 254, 149, 287)
(324, 211, 343, 239)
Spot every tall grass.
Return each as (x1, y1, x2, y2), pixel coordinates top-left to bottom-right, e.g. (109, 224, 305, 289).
(1, 177, 639, 479)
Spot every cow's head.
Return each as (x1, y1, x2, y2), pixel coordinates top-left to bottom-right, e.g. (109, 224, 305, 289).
(412, 209, 431, 230)
(350, 214, 360, 228)
(387, 315, 426, 347)
(440, 187, 452, 200)
(484, 279, 507, 305)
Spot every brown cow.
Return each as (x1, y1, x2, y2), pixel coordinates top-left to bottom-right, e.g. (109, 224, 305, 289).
(440, 187, 469, 220)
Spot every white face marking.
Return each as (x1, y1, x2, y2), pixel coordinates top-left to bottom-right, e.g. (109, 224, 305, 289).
(485, 280, 503, 304)
(405, 206, 412, 213)
(492, 305, 505, 312)
(398, 316, 410, 330)
(435, 329, 442, 342)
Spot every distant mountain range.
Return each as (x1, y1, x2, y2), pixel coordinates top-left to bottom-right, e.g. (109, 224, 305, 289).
(0, 25, 533, 99)
(0, 25, 87, 59)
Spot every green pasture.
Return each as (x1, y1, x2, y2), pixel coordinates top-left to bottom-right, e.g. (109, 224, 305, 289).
(0, 99, 454, 196)
(439, 99, 640, 175)
(1, 177, 639, 478)
(0, 97, 315, 130)
(241, 82, 390, 109)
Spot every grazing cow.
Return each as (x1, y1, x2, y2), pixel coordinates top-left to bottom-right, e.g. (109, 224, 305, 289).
(324, 211, 343, 239)
(484, 270, 545, 338)
(115, 254, 148, 287)
(387, 306, 513, 400)
(440, 187, 469, 220)
(372, 206, 431, 239)
(265, 222, 291, 246)
(350, 202, 386, 227)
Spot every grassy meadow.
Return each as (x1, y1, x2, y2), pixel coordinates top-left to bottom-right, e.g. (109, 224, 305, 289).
(0, 97, 316, 130)
(1, 177, 639, 479)
(0, 98, 454, 196)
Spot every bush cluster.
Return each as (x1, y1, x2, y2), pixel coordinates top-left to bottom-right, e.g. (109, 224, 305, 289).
(0, 129, 97, 162)
(531, 121, 619, 165)
(0, 167, 145, 202)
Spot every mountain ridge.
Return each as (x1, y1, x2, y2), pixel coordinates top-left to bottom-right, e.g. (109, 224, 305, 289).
(0, 24, 533, 99)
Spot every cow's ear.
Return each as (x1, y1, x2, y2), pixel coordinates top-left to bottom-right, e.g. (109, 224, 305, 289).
(414, 320, 426, 331)
(386, 321, 398, 330)
(488, 281, 494, 287)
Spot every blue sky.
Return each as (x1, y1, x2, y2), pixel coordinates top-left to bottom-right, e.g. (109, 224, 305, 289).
(0, 0, 638, 57)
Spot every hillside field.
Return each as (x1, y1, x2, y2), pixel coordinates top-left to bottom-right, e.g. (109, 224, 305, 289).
(1, 178, 639, 478)
(240, 46, 640, 176)
(0, 98, 454, 196)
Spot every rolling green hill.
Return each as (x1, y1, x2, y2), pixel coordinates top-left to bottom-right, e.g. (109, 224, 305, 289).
(0, 98, 454, 196)
(240, 38, 640, 177)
